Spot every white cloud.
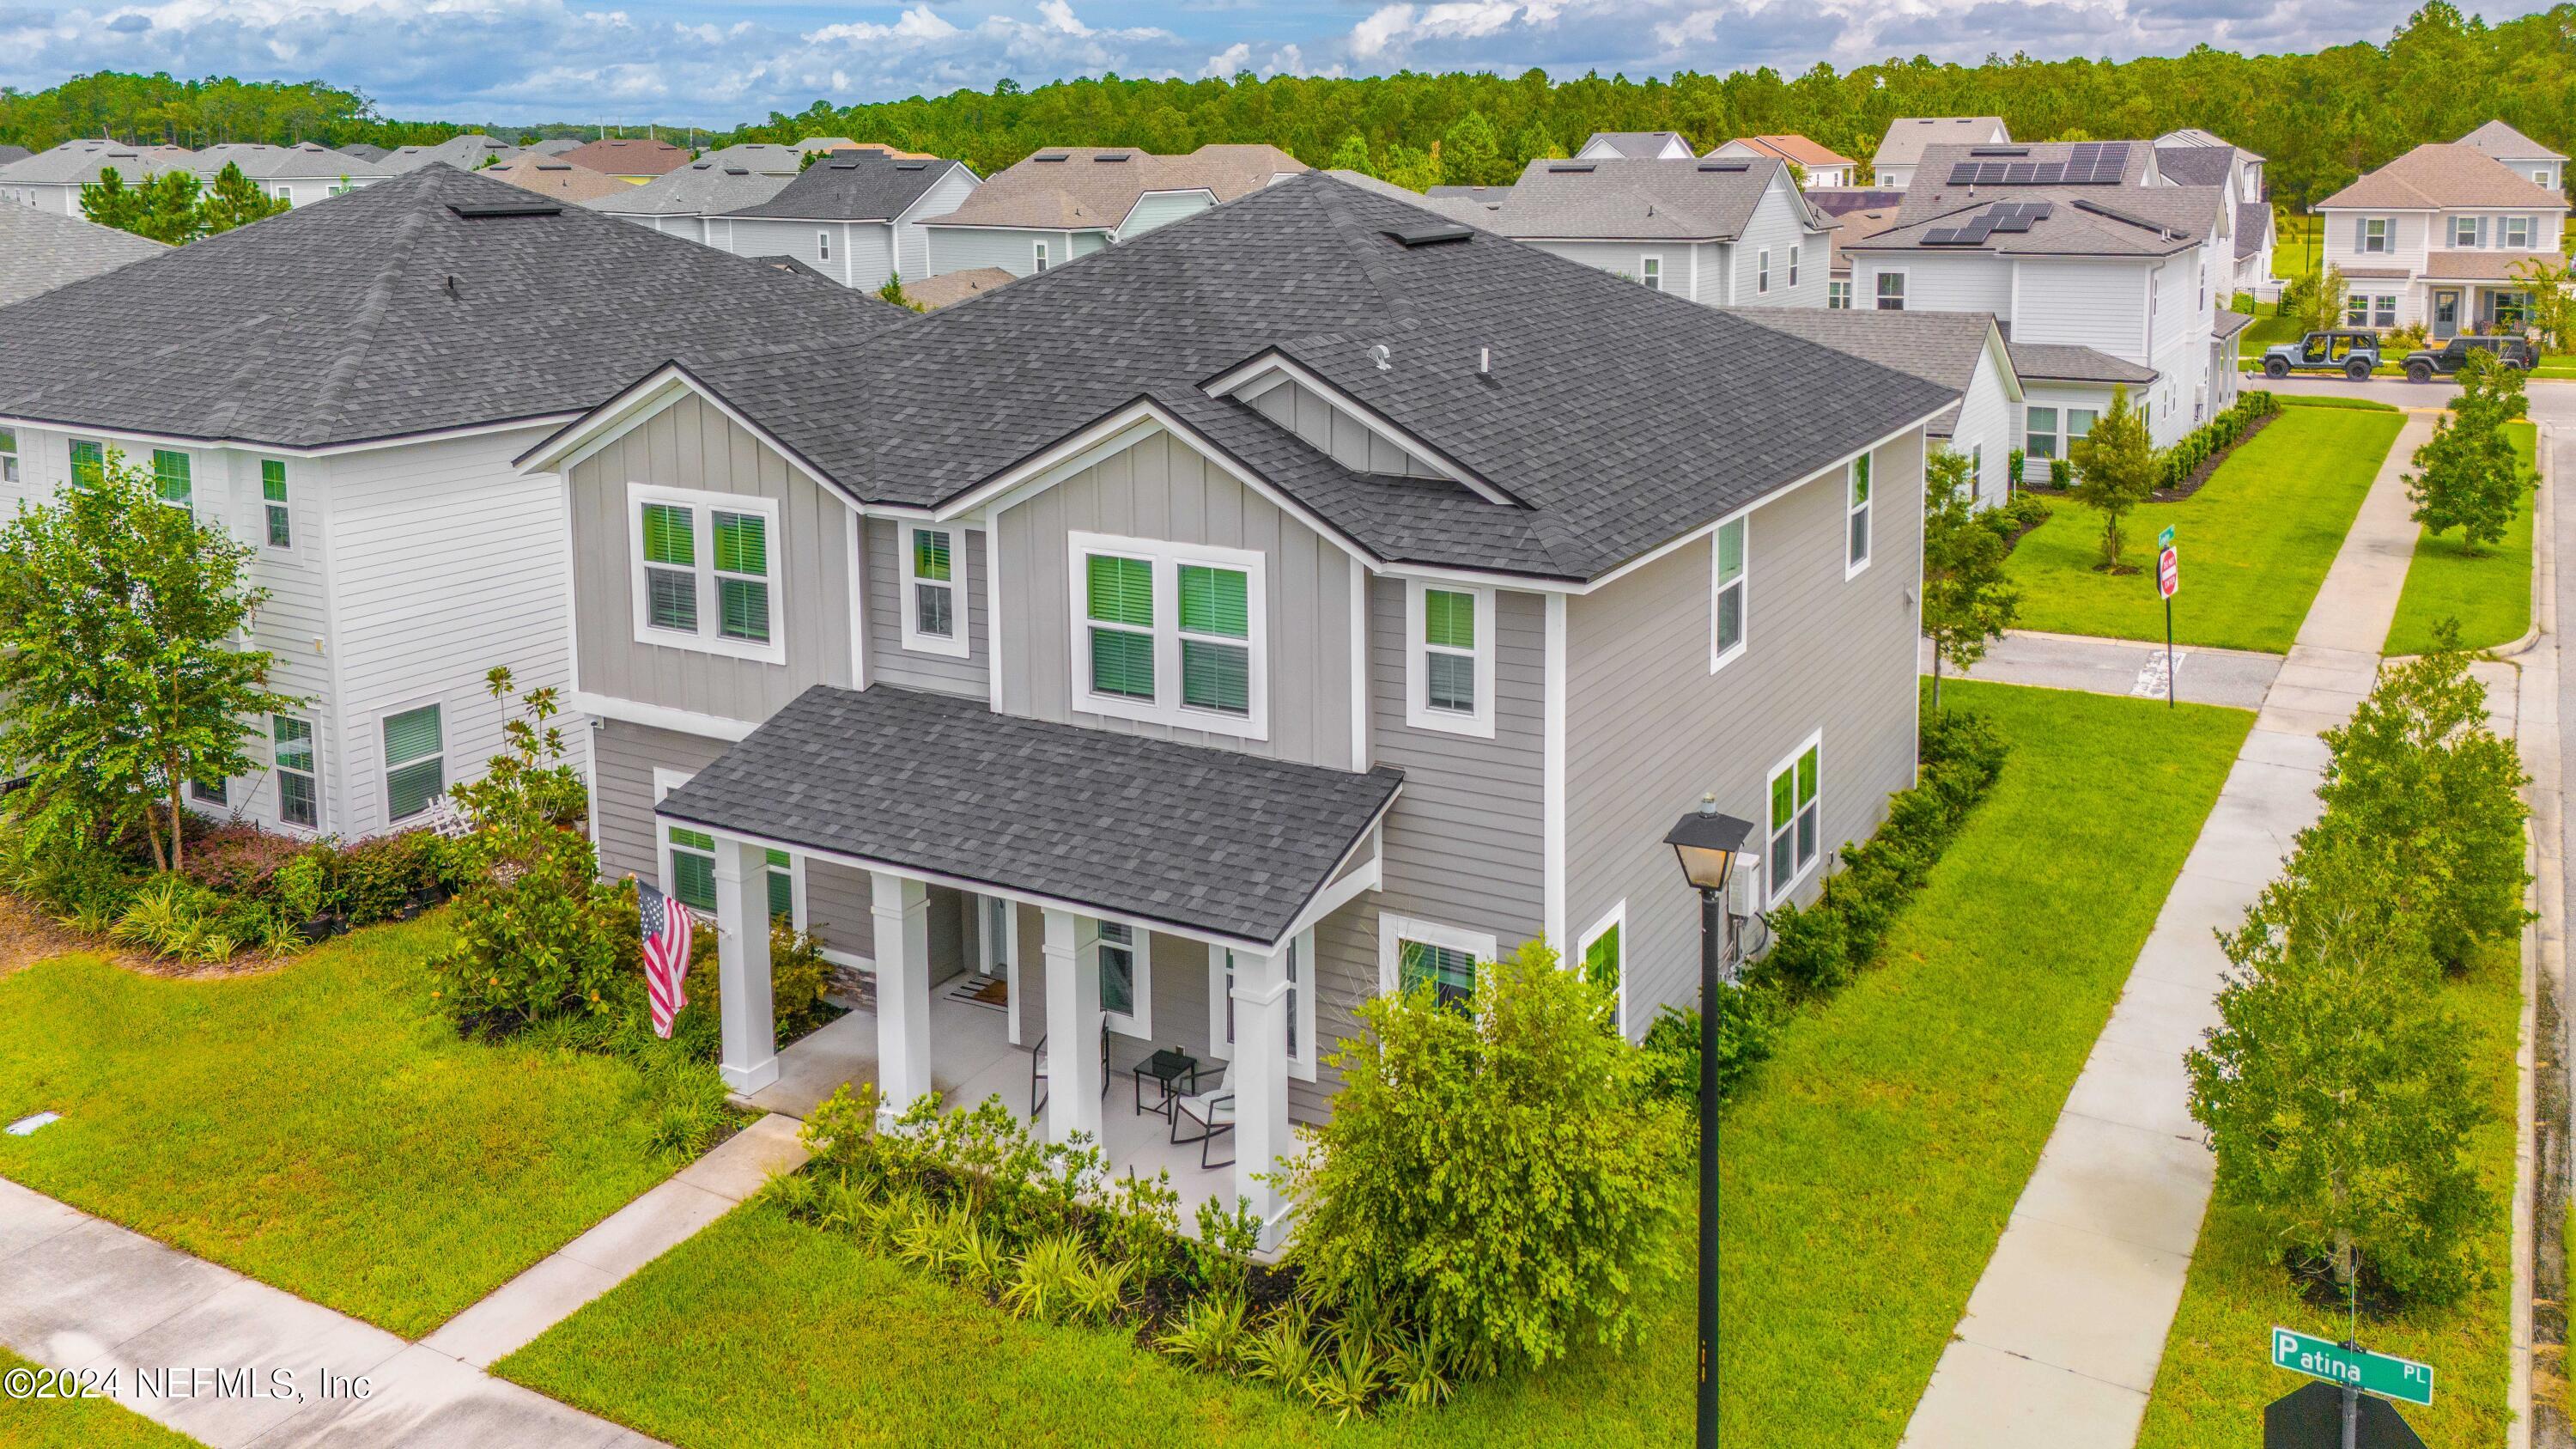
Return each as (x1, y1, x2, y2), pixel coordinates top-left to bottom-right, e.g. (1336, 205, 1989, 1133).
(1202, 40, 1250, 77)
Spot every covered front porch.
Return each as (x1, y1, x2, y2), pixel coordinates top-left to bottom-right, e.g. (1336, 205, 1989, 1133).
(2417, 274, 2539, 339)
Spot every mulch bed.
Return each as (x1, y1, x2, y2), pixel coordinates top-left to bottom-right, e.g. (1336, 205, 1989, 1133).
(0, 891, 264, 982)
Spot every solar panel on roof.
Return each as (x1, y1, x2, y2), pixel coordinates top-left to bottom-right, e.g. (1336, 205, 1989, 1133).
(1947, 161, 1981, 185)
(2004, 162, 2035, 184)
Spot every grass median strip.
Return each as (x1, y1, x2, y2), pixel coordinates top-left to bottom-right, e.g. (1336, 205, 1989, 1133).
(2382, 420, 2539, 656)
(0, 916, 683, 1338)
(494, 681, 2251, 1449)
(2007, 405, 2404, 653)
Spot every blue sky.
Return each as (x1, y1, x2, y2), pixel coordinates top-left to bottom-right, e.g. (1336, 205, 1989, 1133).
(0, 0, 2553, 129)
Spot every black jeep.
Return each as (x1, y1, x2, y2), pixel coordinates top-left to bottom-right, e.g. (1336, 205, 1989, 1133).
(2402, 334, 2538, 383)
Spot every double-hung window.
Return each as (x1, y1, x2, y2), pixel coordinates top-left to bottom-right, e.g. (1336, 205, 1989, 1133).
(2451, 216, 2479, 248)
(1968, 444, 1984, 496)
(1069, 532, 1267, 738)
(381, 703, 444, 823)
(68, 439, 103, 488)
(191, 776, 228, 806)
(1578, 904, 1625, 1032)
(1828, 279, 1851, 309)
(2026, 405, 2060, 460)
(154, 447, 198, 510)
(900, 525, 969, 657)
(1033, 240, 1049, 272)
(2505, 216, 2533, 249)
(1874, 271, 1905, 310)
(1788, 245, 1800, 287)
(1710, 514, 1747, 671)
(668, 825, 718, 913)
(1216, 930, 1316, 1081)
(1845, 453, 1873, 575)
(261, 460, 291, 549)
(272, 715, 318, 829)
(2344, 293, 2370, 327)
(1405, 579, 1493, 737)
(2372, 295, 2397, 328)
(629, 487, 783, 664)
(1640, 255, 1662, 291)
(1757, 247, 1772, 294)
(0, 427, 16, 484)
(1097, 921, 1150, 1035)
(2360, 217, 2390, 253)
(817, 230, 831, 262)
(1766, 734, 1822, 903)
(1381, 914, 1494, 1013)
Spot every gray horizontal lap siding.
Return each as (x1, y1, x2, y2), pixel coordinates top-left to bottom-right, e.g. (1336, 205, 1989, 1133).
(1564, 429, 1926, 1036)
(923, 224, 1074, 280)
(866, 518, 990, 698)
(568, 393, 856, 725)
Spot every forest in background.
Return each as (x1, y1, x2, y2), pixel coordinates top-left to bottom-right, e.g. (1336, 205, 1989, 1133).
(4, 2, 2571, 207)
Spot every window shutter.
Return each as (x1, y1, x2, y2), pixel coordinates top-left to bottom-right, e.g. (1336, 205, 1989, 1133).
(713, 512, 766, 575)
(1178, 565, 1248, 637)
(2353, 216, 2364, 250)
(382, 704, 441, 766)
(1086, 554, 1153, 626)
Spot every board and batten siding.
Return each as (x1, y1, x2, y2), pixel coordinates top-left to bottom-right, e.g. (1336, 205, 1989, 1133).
(990, 427, 1360, 770)
(1564, 428, 1927, 1037)
(865, 518, 990, 698)
(567, 392, 857, 725)
(1242, 376, 1445, 480)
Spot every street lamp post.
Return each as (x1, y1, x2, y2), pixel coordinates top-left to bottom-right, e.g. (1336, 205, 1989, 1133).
(1665, 794, 1757, 1449)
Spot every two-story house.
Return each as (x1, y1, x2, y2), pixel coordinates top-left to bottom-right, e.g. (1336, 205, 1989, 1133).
(1842, 140, 2242, 466)
(1415, 155, 1835, 307)
(2154, 130, 2275, 297)
(586, 149, 803, 245)
(708, 151, 981, 291)
(1710, 135, 1859, 188)
(1737, 309, 2026, 508)
(0, 165, 908, 842)
(190, 143, 387, 207)
(2460, 120, 2564, 193)
(0, 138, 195, 214)
(519, 171, 1955, 1244)
(917, 144, 1304, 281)
(2316, 128, 2570, 338)
(1871, 117, 2011, 189)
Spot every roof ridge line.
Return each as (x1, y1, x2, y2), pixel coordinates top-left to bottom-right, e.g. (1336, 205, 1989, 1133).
(308, 195, 440, 441)
(1305, 174, 1416, 327)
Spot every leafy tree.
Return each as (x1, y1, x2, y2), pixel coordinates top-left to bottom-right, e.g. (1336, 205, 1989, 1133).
(2068, 386, 2159, 571)
(1324, 131, 1373, 174)
(77, 165, 145, 234)
(2280, 263, 2353, 338)
(2513, 256, 2576, 353)
(877, 272, 925, 313)
(1921, 449, 2019, 708)
(2405, 350, 2528, 555)
(1278, 940, 1689, 1378)
(0, 448, 297, 873)
(2185, 825, 2494, 1306)
(200, 161, 289, 234)
(132, 169, 206, 244)
(1376, 142, 1443, 194)
(1509, 121, 1564, 164)
(1438, 110, 1510, 187)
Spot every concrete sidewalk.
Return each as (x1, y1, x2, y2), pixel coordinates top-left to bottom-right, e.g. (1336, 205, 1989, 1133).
(0, 1114, 807, 1447)
(1899, 412, 2436, 1447)
(1918, 630, 2281, 710)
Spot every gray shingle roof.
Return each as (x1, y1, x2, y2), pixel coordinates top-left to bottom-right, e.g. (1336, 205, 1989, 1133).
(1855, 152, 2225, 259)
(659, 685, 1404, 945)
(2151, 145, 2239, 189)
(376, 134, 520, 174)
(1580, 131, 1693, 159)
(189, 143, 388, 183)
(1873, 118, 2010, 168)
(0, 146, 30, 167)
(0, 139, 193, 186)
(587, 155, 799, 217)
(2004, 341, 2155, 385)
(643, 171, 1954, 582)
(2460, 119, 2564, 163)
(528, 138, 586, 157)
(719, 153, 971, 222)
(0, 206, 166, 309)
(1728, 307, 1993, 438)
(339, 143, 390, 163)
(1437, 155, 1817, 242)
(2234, 201, 2269, 259)
(0, 164, 912, 449)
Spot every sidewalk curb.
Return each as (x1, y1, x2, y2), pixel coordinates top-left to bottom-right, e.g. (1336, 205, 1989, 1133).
(2498, 421, 2555, 662)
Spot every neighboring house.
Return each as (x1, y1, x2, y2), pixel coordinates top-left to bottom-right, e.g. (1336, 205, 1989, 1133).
(337, 143, 390, 165)
(1418, 155, 1834, 308)
(794, 137, 858, 155)
(710, 151, 981, 290)
(0, 165, 910, 843)
(918, 144, 1303, 280)
(1575, 131, 1698, 161)
(1711, 135, 1858, 188)
(587, 153, 801, 245)
(902, 266, 1014, 308)
(1841, 139, 2241, 465)
(1736, 308, 2026, 507)
(2458, 120, 2564, 193)
(2154, 131, 2275, 297)
(2315, 130, 2571, 338)
(0, 205, 165, 308)
(188, 143, 387, 207)
(0, 146, 31, 169)
(0, 138, 194, 214)
(516, 170, 1954, 1245)
(2002, 344, 2160, 483)
(375, 134, 521, 174)
(559, 137, 693, 184)
(688, 143, 806, 174)
(527, 138, 587, 158)
(488, 155, 632, 204)
(1821, 199, 1903, 310)
(1872, 117, 2012, 189)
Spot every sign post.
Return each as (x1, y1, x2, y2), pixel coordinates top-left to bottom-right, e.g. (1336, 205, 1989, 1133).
(2156, 527, 2179, 709)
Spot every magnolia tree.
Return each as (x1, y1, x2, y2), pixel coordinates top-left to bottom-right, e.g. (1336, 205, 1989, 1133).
(1921, 448, 2020, 709)
(0, 448, 296, 871)
(2406, 351, 2530, 556)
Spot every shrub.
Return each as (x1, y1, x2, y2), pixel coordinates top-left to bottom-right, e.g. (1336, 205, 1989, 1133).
(1643, 991, 1777, 1107)
(1159, 1292, 1252, 1373)
(1278, 940, 1689, 1379)
(1248, 1301, 1324, 1396)
(2048, 457, 2072, 489)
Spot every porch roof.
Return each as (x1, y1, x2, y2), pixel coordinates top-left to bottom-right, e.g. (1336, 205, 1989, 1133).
(658, 685, 1404, 948)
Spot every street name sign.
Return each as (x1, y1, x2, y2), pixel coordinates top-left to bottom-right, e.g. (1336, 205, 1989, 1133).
(2269, 1328, 2433, 1407)
(2159, 525, 2176, 551)
(2158, 545, 2179, 600)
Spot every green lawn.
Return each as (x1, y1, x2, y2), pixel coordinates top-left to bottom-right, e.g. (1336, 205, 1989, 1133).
(2237, 305, 2300, 362)
(2384, 421, 2540, 656)
(2136, 933, 2522, 1446)
(2275, 393, 2400, 412)
(0, 918, 686, 1338)
(2008, 406, 2405, 653)
(0, 1349, 201, 1449)
(496, 681, 2254, 1449)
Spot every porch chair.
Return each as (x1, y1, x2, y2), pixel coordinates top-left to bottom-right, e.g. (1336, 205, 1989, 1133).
(1030, 1017, 1109, 1117)
(1170, 1066, 1235, 1169)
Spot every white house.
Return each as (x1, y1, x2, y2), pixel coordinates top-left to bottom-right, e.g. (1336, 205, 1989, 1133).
(1841, 139, 2242, 472)
(2315, 127, 2570, 337)
(917, 144, 1304, 281)
(0, 139, 195, 214)
(189, 143, 388, 208)
(1575, 131, 1698, 161)
(2459, 120, 2565, 193)
(586, 151, 802, 245)
(1710, 135, 1859, 188)
(1737, 308, 2027, 508)
(0, 165, 910, 841)
(374, 134, 521, 174)
(1871, 118, 2011, 189)
(2154, 131, 2275, 298)
(711, 152, 981, 292)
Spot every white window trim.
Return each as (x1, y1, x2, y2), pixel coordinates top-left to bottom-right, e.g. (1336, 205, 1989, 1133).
(1403, 576, 1496, 739)
(1209, 928, 1318, 1082)
(1827, 278, 1851, 309)
(1577, 900, 1628, 1036)
(2361, 217, 2390, 253)
(270, 712, 323, 835)
(1765, 730, 1826, 906)
(0, 427, 18, 486)
(817, 229, 831, 262)
(1376, 913, 1499, 997)
(653, 768, 708, 911)
(1788, 244, 1799, 288)
(376, 695, 449, 827)
(1757, 246, 1771, 294)
(1033, 239, 1049, 272)
(1639, 253, 1662, 291)
(629, 484, 787, 667)
(898, 522, 972, 659)
(1709, 509, 1749, 674)
(1874, 269, 1906, 310)
(257, 457, 295, 558)
(2505, 216, 2533, 249)
(1096, 918, 1152, 1038)
(1066, 529, 1269, 741)
(1844, 453, 1874, 579)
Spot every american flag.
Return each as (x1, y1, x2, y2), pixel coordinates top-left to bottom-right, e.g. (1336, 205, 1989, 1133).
(639, 880, 694, 1039)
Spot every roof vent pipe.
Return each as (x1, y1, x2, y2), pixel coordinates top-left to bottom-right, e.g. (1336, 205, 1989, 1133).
(1370, 343, 1391, 372)
(1479, 346, 1491, 374)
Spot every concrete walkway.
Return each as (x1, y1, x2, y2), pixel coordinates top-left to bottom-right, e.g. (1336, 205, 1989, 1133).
(0, 1114, 807, 1447)
(1899, 412, 2437, 1447)
(1918, 630, 2281, 710)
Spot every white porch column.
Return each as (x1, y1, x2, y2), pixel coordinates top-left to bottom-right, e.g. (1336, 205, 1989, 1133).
(1229, 943, 1296, 1250)
(714, 839, 777, 1093)
(1041, 908, 1104, 1145)
(871, 872, 933, 1122)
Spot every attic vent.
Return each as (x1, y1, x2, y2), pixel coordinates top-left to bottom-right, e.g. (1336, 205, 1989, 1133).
(1382, 222, 1473, 248)
(538, 162, 572, 170)
(1546, 162, 1595, 174)
(829, 159, 861, 168)
(1697, 160, 1753, 172)
(1968, 146, 2030, 157)
(724, 167, 749, 175)
(448, 201, 563, 219)
(2070, 195, 2177, 238)
(1095, 152, 1131, 162)
(895, 160, 927, 169)
(690, 162, 713, 170)
(1034, 153, 1069, 162)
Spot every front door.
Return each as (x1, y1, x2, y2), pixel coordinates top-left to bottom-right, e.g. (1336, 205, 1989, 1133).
(2432, 289, 2461, 338)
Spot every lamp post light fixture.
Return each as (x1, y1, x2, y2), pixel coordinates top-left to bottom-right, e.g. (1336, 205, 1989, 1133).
(1665, 792, 1757, 1449)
